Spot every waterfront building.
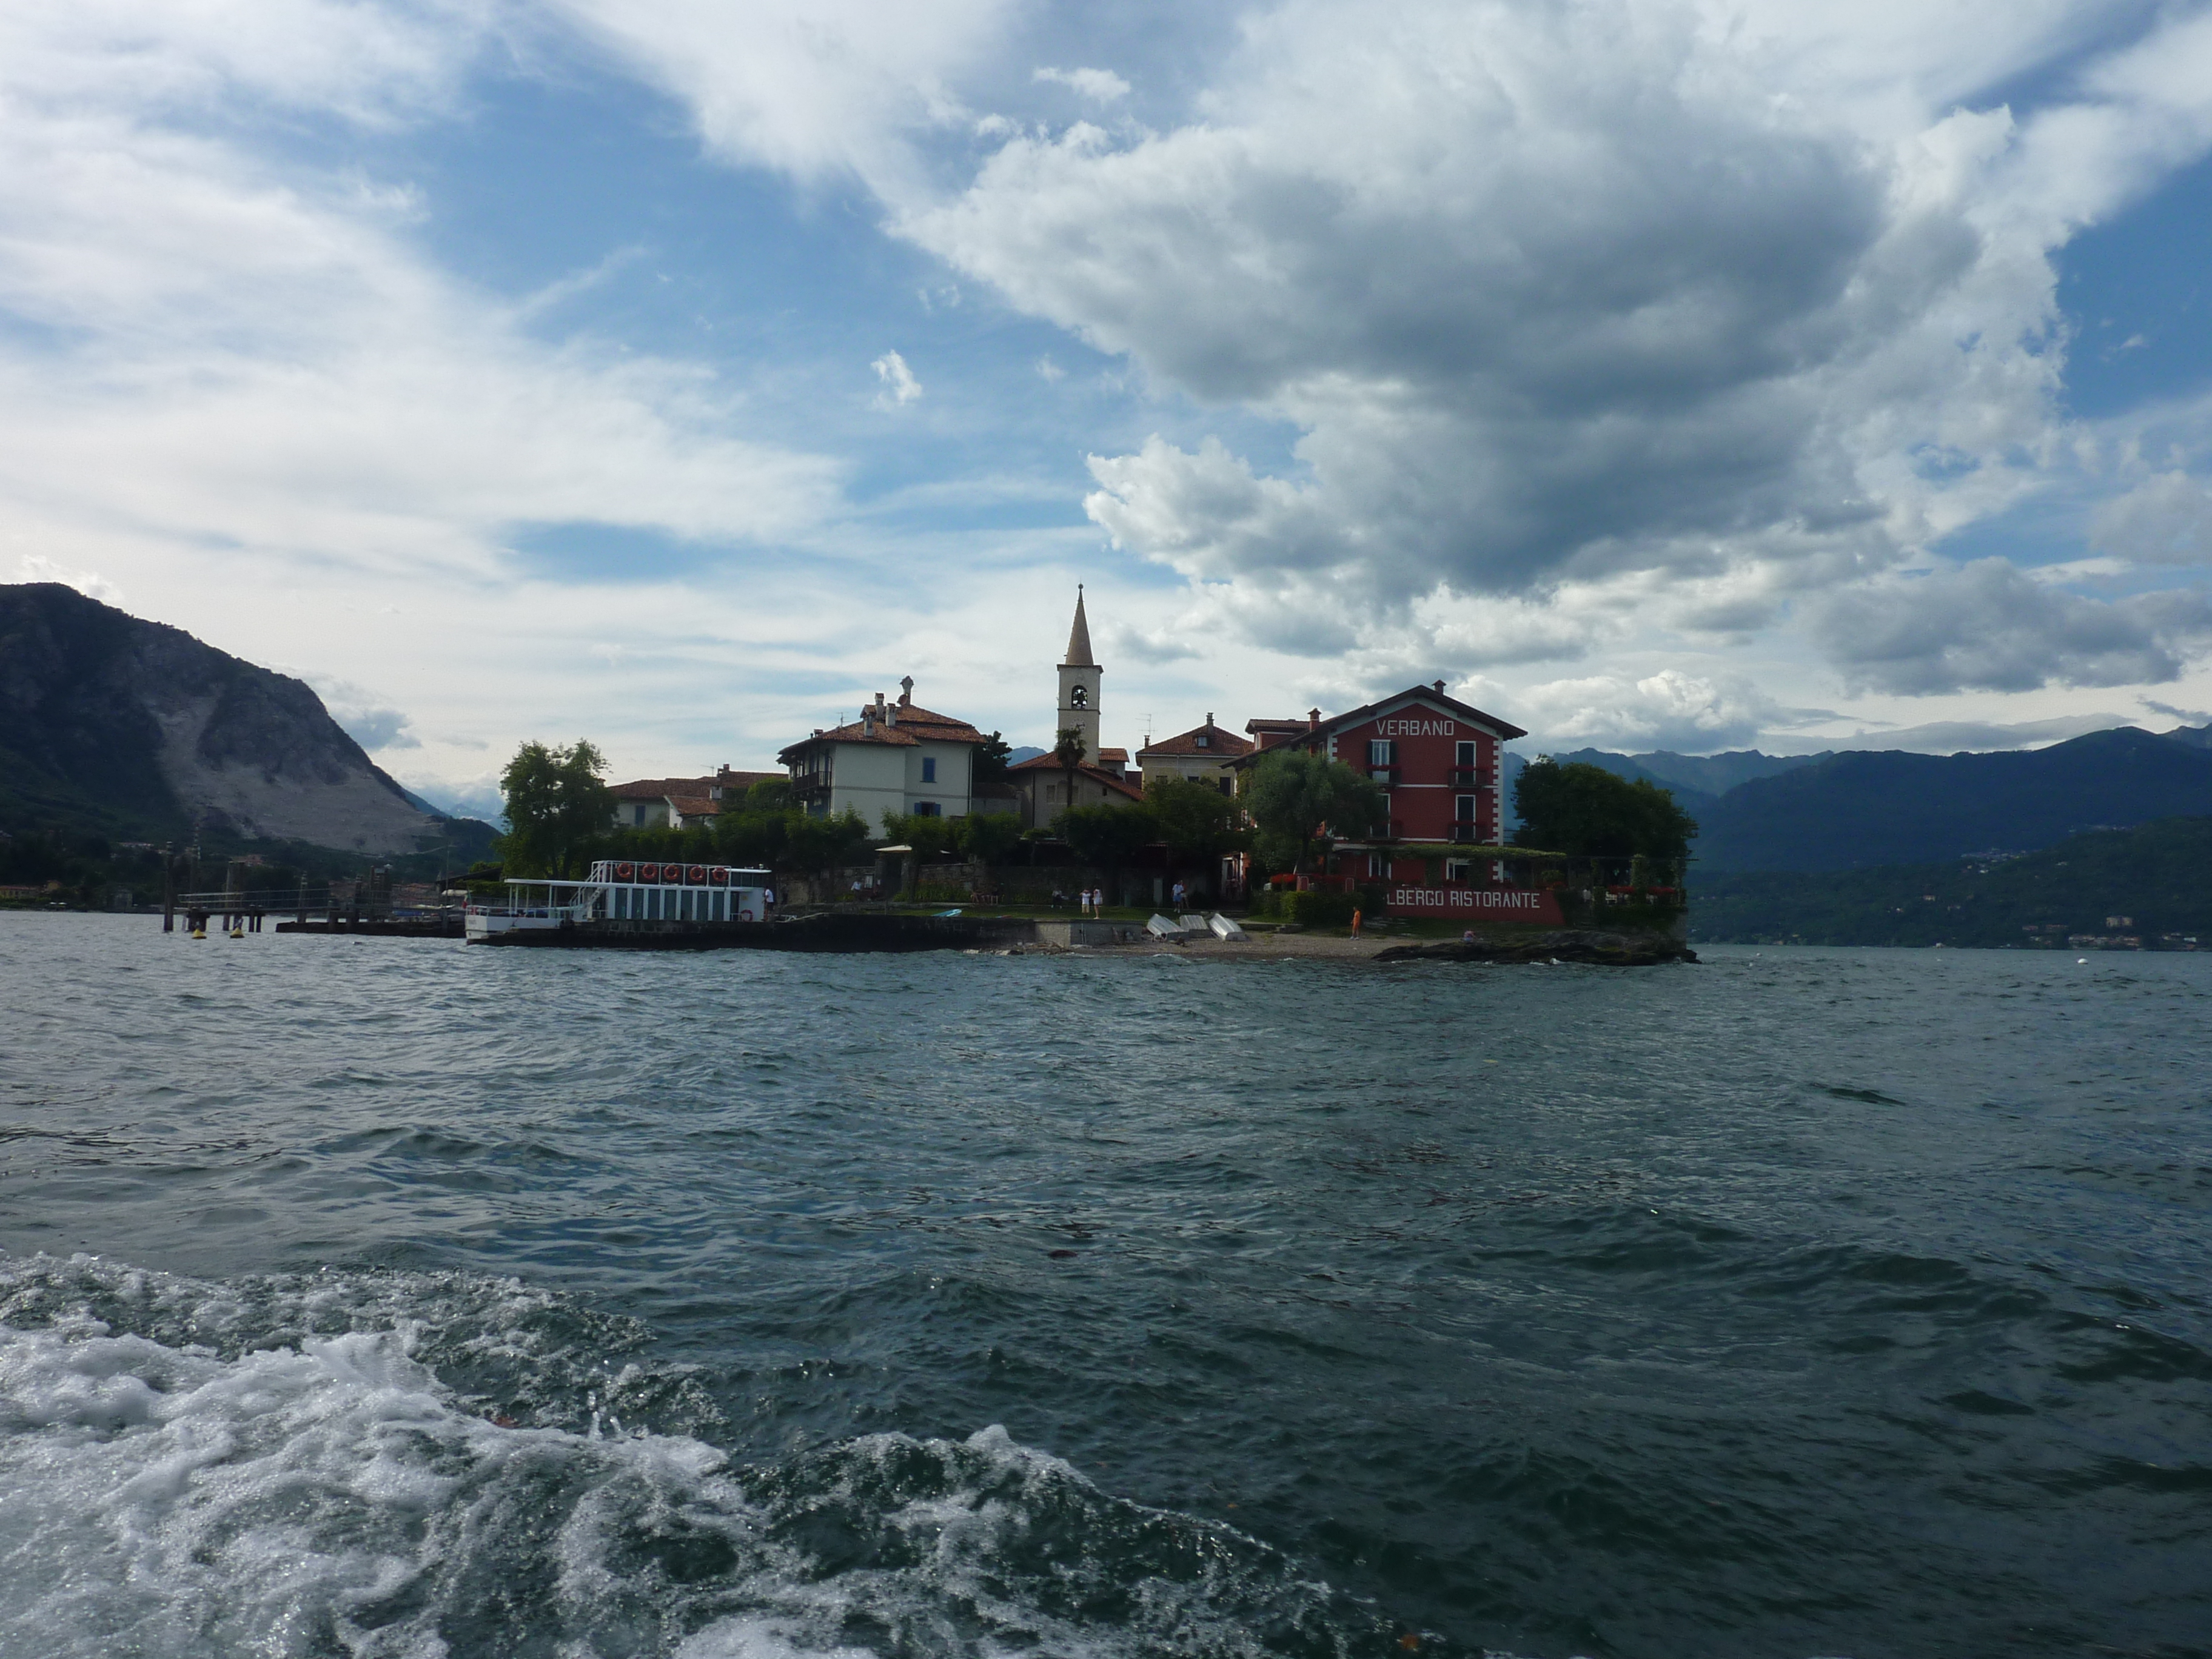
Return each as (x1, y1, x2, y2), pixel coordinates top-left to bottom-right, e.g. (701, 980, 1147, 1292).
(1234, 682, 1525, 873)
(777, 679, 988, 823)
(1136, 715, 1252, 794)
(1008, 751, 1145, 826)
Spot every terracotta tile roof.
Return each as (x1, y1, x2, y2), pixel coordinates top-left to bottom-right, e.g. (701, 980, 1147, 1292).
(775, 699, 987, 762)
(1097, 746, 1130, 764)
(666, 795, 718, 818)
(1231, 686, 1525, 767)
(781, 720, 920, 754)
(1011, 754, 1144, 802)
(612, 776, 714, 800)
(886, 706, 986, 742)
(1138, 719, 1252, 760)
(716, 768, 780, 790)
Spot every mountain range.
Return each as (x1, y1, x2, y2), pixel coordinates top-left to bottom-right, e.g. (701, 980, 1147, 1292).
(1, 583, 449, 856)
(1550, 729, 2212, 870)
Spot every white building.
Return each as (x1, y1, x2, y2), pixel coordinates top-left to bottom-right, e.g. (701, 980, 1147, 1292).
(777, 679, 987, 826)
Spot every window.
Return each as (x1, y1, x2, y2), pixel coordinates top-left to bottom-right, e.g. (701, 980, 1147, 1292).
(1445, 859, 1471, 883)
(1456, 740, 1477, 768)
(921, 756, 936, 783)
(1367, 853, 1386, 877)
(1218, 777, 1233, 796)
(915, 800, 942, 817)
(1070, 685, 1088, 708)
(1194, 734, 1208, 748)
(1368, 738, 1396, 766)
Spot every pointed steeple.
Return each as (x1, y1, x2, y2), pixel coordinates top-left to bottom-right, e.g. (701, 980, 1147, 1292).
(1063, 585, 1096, 667)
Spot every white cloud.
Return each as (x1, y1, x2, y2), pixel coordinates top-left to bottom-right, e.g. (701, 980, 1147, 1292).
(890, 0, 2212, 694)
(13, 554, 122, 603)
(1509, 668, 1783, 753)
(0, 2, 841, 594)
(1828, 711, 2136, 752)
(305, 674, 421, 751)
(2092, 471, 2212, 566)
(1032, 65, 1131, 104)
(872, 350, 923, 407)
(542, 0, 1017, 196)
(1805, 558, 2212, 694)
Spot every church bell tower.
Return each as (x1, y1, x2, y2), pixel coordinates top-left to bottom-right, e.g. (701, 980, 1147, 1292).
(1057, 586, 1102, 764)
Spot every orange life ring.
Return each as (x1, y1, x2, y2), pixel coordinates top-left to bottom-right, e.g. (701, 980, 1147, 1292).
(614, 862, 634, 882)
(739, 907, 756, 922)
(708, 866, 729, 886)
(686, 865, 707, 885)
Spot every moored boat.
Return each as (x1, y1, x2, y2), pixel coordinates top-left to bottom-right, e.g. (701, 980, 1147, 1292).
(464, 862, 776, 942)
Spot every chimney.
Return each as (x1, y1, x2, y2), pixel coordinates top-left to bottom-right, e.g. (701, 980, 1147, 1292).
(1205, 712, 1215, 726)
(899, 675, 914, 706)
(1307, 708, 1320, 729)
(1433, 679, 1446, 694)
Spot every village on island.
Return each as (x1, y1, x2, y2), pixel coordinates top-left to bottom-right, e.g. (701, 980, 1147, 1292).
(440, 590, 1695, 964)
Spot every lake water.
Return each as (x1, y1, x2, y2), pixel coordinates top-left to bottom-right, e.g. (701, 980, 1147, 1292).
(2, 914, 2207, 1659)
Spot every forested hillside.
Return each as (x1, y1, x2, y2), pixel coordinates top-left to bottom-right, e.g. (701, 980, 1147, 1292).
(1689, 818, 2212, 947)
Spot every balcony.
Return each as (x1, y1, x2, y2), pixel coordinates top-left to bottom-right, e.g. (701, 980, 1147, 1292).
(791, 774, 833, 803)
(1449, 766, 1494, 788)
(1450, 817, 1487, 844)
(1369, 766, 1400, 787)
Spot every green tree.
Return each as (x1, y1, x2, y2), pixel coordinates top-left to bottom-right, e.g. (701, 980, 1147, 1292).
(1244, 749, 1386, 874)
(953, 810, 1024, 864)
(783, 809, 874, 891)
(1056, 802, 1159, 899)
(1512, 758, 1697, 862)
(743, 777, 793, 811)
(880, 810, 956, 861)
(972, 731, 1016, 788)
(1053, 725, 1087, 820)
(1145, 776, 1248, 866)
(714, 803, 789, 868)
(498, 740, 614, 876)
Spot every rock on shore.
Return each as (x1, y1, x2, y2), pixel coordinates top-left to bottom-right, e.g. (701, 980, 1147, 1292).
(1373, 930, 1695, 967)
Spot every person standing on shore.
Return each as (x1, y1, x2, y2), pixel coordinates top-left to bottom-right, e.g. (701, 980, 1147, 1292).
(1351, 907, 1362, 938)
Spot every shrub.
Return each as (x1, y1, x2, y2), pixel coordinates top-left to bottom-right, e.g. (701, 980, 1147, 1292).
(1280, 888, 1355, 927)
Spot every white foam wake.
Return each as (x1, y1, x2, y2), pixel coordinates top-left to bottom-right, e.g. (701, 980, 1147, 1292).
(0, 1253, 1390, 1659)
(0, 1307, 745, 1657)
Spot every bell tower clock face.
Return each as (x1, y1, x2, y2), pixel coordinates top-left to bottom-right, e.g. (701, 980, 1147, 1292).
(1069, 685, 1088, 709)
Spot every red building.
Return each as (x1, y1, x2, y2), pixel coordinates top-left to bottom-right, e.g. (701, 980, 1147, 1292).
(1240, 683, 1549, 918)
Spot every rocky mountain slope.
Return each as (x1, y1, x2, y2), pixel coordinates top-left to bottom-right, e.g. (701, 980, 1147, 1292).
(0, 583, 438, 855)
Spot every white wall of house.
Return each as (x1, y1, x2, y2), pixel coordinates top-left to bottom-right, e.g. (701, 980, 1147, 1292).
(824, 743, 910, 830)
(906, 742, 973, 817)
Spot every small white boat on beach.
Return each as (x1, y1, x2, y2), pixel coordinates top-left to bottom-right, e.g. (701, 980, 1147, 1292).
(465, 860, 776, 942)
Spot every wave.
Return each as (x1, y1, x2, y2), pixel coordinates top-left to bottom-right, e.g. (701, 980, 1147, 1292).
(0, 1253, 1412, 1659)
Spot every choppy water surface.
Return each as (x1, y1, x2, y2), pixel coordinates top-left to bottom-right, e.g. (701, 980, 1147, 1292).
(2, 916, 2207, 1659)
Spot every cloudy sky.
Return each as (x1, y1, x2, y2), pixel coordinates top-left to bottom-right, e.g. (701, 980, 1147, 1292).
(8, 0, 2212, 814)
